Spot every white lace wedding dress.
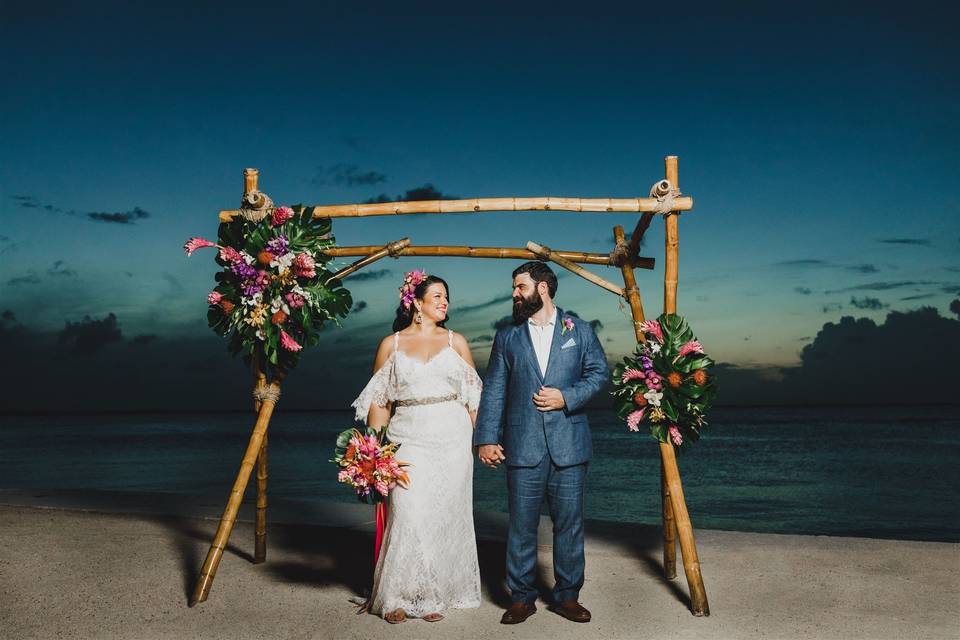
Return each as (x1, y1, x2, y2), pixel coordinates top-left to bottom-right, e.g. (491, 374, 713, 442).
(351, 330, 483, 618)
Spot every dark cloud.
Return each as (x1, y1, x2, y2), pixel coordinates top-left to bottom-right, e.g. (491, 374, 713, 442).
(492, 314, 516, 331)
(0, 234, 16, 254)
(87, 206, 150, 224)
(794, 286, 813, 295)
(347, 268, 391, 282)
(364, 184, 457, 204)
(566, 310, 603, 333)
(849, 296, 888, 310)
(130, 334, 158, 345)
(312, 163, 387, 187)
(47, 260, 77, 277)
(900, 293, 937, 301)
(826, 280, 937, 293)
(822, 303, 843, 313)
(351, 301, 368, 313)
(459, 294, 513, 314)
(469, 334, 494, 344)
(6, 273, 40, 286)
(846, 264, 879, 274)
(878, 238, 931, 246)
(798, 336, 812, 341)
(161, 272, 184, 294)
(2, 310, 15, 322)
(951, 299, 960, 320)
(942, 285, 960, 295)
(773, 259, 828, 268)
(58, 313, 123, 355)
(340, 135, 362, 150)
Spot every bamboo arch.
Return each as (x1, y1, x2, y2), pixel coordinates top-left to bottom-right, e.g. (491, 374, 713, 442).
(190, 156, 710, 617)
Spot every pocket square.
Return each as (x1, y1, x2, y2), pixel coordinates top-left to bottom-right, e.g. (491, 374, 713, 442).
(561, 337, 577, 349)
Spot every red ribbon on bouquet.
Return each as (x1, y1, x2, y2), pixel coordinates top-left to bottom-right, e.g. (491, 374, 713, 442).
(374, 502, 387, 565)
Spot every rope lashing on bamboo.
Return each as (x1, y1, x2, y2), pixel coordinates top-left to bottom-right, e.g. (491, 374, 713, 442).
(252, 384, 281, 404)
(609, 237, 631, 267)
(386, 239, 407, 258)
(238, 190, 275, 223)
(650, 179, 681, 215)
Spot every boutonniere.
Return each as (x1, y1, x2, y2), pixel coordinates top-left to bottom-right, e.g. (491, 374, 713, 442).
(561, 316, 575, 335)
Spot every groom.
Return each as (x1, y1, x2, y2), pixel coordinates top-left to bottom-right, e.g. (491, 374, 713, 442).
(475, 261, 609, 624)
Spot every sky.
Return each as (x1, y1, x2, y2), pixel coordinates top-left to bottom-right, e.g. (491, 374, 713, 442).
(1, 1, 958, 411)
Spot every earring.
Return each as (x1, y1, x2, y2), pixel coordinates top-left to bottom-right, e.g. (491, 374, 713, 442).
(415, 309, 423, 324)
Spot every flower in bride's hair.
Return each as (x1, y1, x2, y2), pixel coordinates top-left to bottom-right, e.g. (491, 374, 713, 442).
(398, 269, 427, 308)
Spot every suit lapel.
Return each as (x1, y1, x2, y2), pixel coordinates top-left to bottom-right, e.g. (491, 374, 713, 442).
(516, 321, 544, 384)
(542, 307, 564, 384)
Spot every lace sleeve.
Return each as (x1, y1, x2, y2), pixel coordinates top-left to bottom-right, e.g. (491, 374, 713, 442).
(350, 355, 396, 423)
(458, 360, 483, 412)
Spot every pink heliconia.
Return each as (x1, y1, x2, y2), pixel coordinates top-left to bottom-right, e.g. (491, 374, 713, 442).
(207, 291, 223, 305)
(638, 320, 664, 342)
(621, 367, 645, 383)
(183, 237, 217, 256)
(219, 246, 242, 263)
(678, 340, 705, 358)
(668, 425, 683, 446)
(279, 329, 303, 352)
(292, 253, 316, 278)
(271, 205, 295, 227)
(626, 409, 645, 432)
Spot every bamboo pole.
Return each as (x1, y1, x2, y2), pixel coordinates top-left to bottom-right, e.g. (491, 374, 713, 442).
(321, 244, 656, 270)
(253, 351, 268, 564)
(526, 241, 624, 296)
(190, 373, 284, 606)
(658, 155, 708, 614)
(612, 226, 648, 342)
(325, 238, 411, 284)
(627, 213, 655, 261)
(220, 194, 694, 223)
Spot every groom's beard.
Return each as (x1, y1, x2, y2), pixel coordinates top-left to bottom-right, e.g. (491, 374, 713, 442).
(512, 290, 543, 324)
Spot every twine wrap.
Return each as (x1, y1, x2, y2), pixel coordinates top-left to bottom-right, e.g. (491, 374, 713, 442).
(252, 384, 281, 405)
(609, 238, 630, 266)
(650, 179, 681, 215)
(238, 190, 275, 223)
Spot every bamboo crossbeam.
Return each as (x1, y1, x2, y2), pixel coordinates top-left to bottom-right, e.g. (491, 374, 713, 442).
(326, 238, 411, 283)
(321, 244, 655, 270)
(220, 195, 694, 223)
(526, 241, 624, 296)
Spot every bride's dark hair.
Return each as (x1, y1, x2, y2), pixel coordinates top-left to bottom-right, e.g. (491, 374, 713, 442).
(392, 275, 450, 332)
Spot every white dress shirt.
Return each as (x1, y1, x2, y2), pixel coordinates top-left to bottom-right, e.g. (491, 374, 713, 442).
(527, 308, 557, 378)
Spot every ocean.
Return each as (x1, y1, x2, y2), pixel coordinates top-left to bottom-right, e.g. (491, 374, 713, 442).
(1, 406, 958, 542)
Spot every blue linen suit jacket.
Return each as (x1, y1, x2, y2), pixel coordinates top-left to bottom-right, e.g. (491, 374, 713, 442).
(474, 308, 609, 467)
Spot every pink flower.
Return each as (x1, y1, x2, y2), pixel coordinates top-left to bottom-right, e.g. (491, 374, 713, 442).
(626, 409, 645, 432)
(669, 425, 683, 446)
(219, 246, 242, 263)
(646, 372, 663, 390)
(638, 320, 664, 342)
(207, 291, 223, 305)
(183, 237, 217, 256)
(622, 368, 645, 383)
(375, 480, 389, 496)
(292, 253, 316, 278)
(271, 205, 294, 227)
(279, 330, 302, 352)
(678, 340, 704, 358)
(284, 292, 306, 309)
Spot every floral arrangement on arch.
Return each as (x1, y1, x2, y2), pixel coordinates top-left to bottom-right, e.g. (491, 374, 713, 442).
(183, 204, 352, 374)
(611, 313, 717, 449)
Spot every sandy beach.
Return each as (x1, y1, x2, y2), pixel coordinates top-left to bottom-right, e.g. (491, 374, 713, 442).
(0, 493, 957, 640)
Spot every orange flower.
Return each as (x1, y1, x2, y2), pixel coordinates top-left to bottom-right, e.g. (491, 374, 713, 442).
(693, 369, 708, 386)
(220, 300, 235, 313)
(345, 443, 357, 461)
(632, 391, 648, 407)
(257, 250, 274, 265)
(360, 459, 375, 480)
(667, 371, 683, 388)
(271, 310, 288, 325)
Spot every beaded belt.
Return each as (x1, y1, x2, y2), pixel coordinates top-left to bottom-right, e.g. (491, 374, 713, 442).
(394, 393, 458, 407)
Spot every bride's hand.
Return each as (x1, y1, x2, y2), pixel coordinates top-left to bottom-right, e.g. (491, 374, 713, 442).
(477, 444, 505, 468)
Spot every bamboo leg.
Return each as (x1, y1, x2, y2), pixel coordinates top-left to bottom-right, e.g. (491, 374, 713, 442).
(189, 378, 282, 606)
(660, 442, 709, 615)
(661, 458, 678, 579)
(253, 359, 268, 564)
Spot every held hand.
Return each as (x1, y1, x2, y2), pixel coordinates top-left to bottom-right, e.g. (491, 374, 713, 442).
(477, 444, 506, 469)
(533, 386, 566, 412)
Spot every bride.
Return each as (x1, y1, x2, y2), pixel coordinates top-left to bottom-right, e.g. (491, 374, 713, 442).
(351, 270, 483, 623)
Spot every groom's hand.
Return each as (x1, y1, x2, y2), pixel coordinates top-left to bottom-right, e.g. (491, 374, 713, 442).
(533, 387, 565, 412)
(478, 444, 505, 468)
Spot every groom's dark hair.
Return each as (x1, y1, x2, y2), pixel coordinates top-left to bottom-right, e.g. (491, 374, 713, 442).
(513, 261, 557, 299)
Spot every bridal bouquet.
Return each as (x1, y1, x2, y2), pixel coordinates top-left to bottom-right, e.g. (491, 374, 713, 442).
(332, 427, 410, 503)
(611, 313, 717, 449)
(183, 204, 352, 374)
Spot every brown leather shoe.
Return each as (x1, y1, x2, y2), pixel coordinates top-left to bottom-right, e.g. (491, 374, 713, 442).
(500, 601, 537, 624)
(551, 599, 591, 623)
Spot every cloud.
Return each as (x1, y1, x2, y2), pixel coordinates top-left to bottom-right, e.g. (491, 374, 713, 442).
(849, 296, 888, 310)
(364, 184, 458, 204)
(458, 294, 513, 314)
(86, 206, 150, 224)
(2, 310, 15, 323)
(351, 301, 368, 313)
(773, 259, 828, 268)
(794, 286, 813, 295)
(900, 293, 937, 301)
(951, 299, 960, 320)
(942, 284, 960, 295)
(6, 273, 41, 286)
(846, 264, 879, 274)
(469, 334, 494, 344)
(347, 268, 391, 282)
(0, 234, 16, 254)
(311, 164, 387, 187)
(58, 313, 123, 355)
(161, 272, 184, 294)
(878, 238, 931, 246)
(47, 260, 77, 277)
(825, 280, 937, 294)
(822, 303, 843, 313)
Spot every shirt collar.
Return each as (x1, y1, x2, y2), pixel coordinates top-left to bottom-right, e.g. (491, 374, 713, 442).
(527, 307, 557, 328)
